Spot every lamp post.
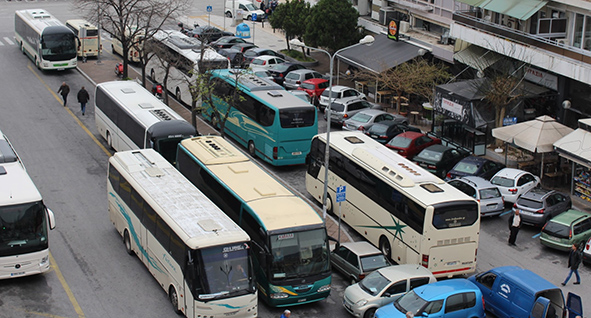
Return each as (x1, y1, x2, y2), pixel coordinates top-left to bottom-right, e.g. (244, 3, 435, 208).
(289, 36, 375, 221)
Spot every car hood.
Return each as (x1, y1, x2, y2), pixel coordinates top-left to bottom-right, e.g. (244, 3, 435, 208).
(344, 282, 373, 304)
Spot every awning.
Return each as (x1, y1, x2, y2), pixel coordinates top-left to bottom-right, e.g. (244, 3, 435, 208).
(336, 34, 423, 73)
(554, 118, 591, 168)
(456, 0, 548, 21)
(454, 45, 502, 71)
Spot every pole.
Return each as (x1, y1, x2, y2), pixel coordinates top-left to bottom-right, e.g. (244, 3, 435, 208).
(96, 3, 102, 64)
(337, 203, 342, 244)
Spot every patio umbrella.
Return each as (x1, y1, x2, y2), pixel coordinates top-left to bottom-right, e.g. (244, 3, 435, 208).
(492, 115, 574, 178)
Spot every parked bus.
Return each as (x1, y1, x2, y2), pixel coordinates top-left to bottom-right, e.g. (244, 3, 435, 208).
(65, 19, 101, 58)
(305, 131, 480, 278)
(94, 81, 197, 164)
(203, 69, 318, 166)
(108, 149, 257, 317)
(14, 9, 77, 70)
(177, 136, 331, 306)
(0, 129, 56, 279)
(146, 29, 229, 106)
(111, 25, 144, 63)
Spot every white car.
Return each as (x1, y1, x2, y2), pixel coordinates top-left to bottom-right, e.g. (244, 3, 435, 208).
(249, 55, 286, 69)
(319, 85, 366, 110)
(343, 264, 436, 318)
(490, 168, 540, 203)
(583, 236, 591, 265)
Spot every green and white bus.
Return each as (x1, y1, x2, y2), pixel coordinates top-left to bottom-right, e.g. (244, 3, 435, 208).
(177, 136, 331, 307)
(108, 149, 257, 317)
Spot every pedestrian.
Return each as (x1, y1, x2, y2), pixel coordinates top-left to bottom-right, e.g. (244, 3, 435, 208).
(260, 1, 266, 12)
(507, 209, 522, 246)
(561, 244, 582, 286)
(406, 312, 414, 318)
(77, 86, 90, 116)
(57, 82, 70, 107)
(280, 309, 291, 318)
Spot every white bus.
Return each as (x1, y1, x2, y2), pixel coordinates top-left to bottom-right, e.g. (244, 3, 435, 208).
(111, 25, 144, 63)
(65, 19, 101, 58)
(94, 80, 197, 164)
(305, 131, 480, 278)
(108, 149, 257, 317)
(147, 29, 229, 106)
(15, 9, 78, 70)
(0, 129, 56, 279)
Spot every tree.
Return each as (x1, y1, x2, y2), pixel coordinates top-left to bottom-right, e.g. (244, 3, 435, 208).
(304, 0, 361, 53)
(269, 0, 310, 50)
(484, 74, 522, 147)
(200, 70, 247, 138)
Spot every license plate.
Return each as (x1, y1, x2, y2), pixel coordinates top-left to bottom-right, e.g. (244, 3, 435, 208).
(371, 134, 378, 138)
(446, 261, 458, 266)
(420, 163, 428, 167)
(298, 298, 307, 303)
(57, 68, 65, 71)
(11, 272, 25, 277)
(292, 151, 302, 156)
(549, 236, 561, 242)
(487, 205, 498, 210)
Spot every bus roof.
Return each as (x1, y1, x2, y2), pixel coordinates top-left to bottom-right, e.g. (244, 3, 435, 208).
(316, 131, 476, 207)
(153, 29, 229, 65)
(110, 149, 249, 248)
(180, 136, 324, 232)
(65, 19, 97, 29)
(0, 133, 42, 205)
(16, 9, 71, 35)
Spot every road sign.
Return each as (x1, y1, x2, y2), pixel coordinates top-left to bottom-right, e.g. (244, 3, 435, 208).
(252, 13, 257, 21)
(336, 186, 346, 203)
(503, 117, 517, 126)
(206, 5, 212, 12)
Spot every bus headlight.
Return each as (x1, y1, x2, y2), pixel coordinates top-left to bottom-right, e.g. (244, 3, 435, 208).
(270, 292, 289, 299)
(317, 284, 331, 293)
(40, 255, 49, 266)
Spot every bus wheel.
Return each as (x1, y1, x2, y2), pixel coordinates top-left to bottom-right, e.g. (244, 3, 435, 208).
(379, 236, 392, 261)
(20, 42, 25, 55)
(123, 230, 133, 255)
(175, 88, 181, 102)
(150, 69, 156, 81)
(169, 286, 182, 314)
(35, 58, 40, 70)
(363, 308, 377, 318)
(225, 11, 232, 18)
(248, 141, 256, 156)
(106, 131, 113, 150)
(325, 194, 333, 215)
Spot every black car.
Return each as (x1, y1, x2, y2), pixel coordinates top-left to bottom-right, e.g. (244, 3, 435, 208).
(217, 48, 247, 68)
(210, 36, 253, 50)
(186, 26, 233, 43)
(267, 63, 306, 86)
(364, 120, 421, 144)
(230, 43, 258, 53)
(413, 144, 470, 178)
(446, 156, 506, 181)
(243, 48, 285, 63)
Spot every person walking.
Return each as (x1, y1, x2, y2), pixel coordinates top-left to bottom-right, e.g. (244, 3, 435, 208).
(406, 312, 414, 318)
(57, 82, 70, 107)
(280, 309, 291, 318)
(508, 209, 522, 246)
(77, 86, 90, 116)
(561, 244, 582, 286)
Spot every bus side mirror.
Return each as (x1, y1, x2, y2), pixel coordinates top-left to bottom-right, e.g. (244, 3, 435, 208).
(259, 251, 267, 265)
(46, 208, 56, 230)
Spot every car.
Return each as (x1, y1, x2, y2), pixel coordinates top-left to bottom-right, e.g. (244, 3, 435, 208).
(209, 36, 252, 50)
(343, 109, 407, 132)
(343, 265, 436, 318)
(374, 278, 486, 318)
(446, 156, 506, 181)
(297, 78, 329, 105)
(513, 188, 572, 227)
(267, 62, 307, 86)
(583, 236, 591, 265)
(324, 98, 382, 126)
(448, 176, 505, 217)
(248, 66, 275, 82)
(230, 42, 258, 53)
(243, 48, 285, 63)
(330, 241, 392, 285)
(283, 69, 326, 90)
(490, 168, 540, 204)
(540, 209, 591, 251)
(186, 25, 233, 43)
(319, 85, 366, 110)
(290, 89, 312, 103)
(249, 55, 286, 69)
(413, 144, 470, 179)
(385, 131, 441, 159)
(216, 48, 246, 68)
(365, 121, 421, 144)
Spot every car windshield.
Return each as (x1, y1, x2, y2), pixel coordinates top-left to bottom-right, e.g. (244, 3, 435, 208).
(360, 254, 390, 272)
(388, 136, 412, 148)
(416, 149, 442, 161)
(350, 113, 372, 123)
(394, 290, 428, 314)
(479, 188, 502, 199)
(359, 270, 391, 296)
(517, 197, 543, 209)
(453, 162, 479, 174)
(543, 221, 570, 239)
(491, 176, 515, 187)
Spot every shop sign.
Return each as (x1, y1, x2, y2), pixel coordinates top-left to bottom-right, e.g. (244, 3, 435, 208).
(441, 97, 463, 116)
(503, 117, 518, 126)
(524, 66, 558, 91)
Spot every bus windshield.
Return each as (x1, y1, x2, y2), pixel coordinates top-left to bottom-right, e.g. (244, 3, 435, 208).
(279, 108, 316, 128)
(270, 229, 329, 280)
(154, 136, 188, 164)
(41, 33, 77, 60)
(0, 201, 48, 257)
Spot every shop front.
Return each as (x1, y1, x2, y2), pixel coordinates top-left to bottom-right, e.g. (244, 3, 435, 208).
(553, 118, 591, 202)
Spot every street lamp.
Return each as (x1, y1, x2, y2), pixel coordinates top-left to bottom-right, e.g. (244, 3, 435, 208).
(289, 35, 375, 222)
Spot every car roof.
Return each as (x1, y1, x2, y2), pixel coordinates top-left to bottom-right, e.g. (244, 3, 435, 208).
(549, 209, 590, 225)
(397, 131, 425, 139)
(457, 156, 491, 165)
(493, 168, 530, 179)
(377, 264, 434, 281)
(520, 187, 555, 200)
(254, 55, 280, 60)
(289, 69, 318, 75)
(413, 279, 479, 300)
(339, 241, 382, 257)
(423, 144, 449, 152)
(302, 78, 328, 84)
(329, 85, 354, 92)
(486, 266, 561, 294)
(456, 176, 495, 188)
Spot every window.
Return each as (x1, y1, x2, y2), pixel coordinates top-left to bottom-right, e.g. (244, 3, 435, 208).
(345, 249, 359, 269)
(410, 277, 431, 290)
(424, 300, 443, 314)
(477, 272, 497, 289)
(385, 280, 406, 296)
(517, 174, 534, 186)
(445, 294, 464, 313)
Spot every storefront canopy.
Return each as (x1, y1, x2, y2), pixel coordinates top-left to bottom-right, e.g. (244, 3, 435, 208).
(456, 0, 548, 21)
(554, 118, 591, 168)
(454, 45, 502, 72)
(492, 115, 573, 153)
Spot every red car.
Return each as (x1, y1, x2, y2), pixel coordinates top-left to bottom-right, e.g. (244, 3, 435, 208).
(385, 131, 441, 160)
(297, 78, 329, 105)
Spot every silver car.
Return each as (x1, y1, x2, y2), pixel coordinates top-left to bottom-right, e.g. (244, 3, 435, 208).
(343, 109, 407, 132)
(283, 69, 326, 90)
(343, 264, 436, 318)
(324, 98, 381, 126)
(513, 188, 572, 226)
(330, 241, 391, 284)
(448, 176, 505, 217)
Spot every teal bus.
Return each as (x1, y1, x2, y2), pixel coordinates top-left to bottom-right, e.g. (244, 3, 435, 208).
(176, 136, 331, 307)
(202, 69, 318, 166)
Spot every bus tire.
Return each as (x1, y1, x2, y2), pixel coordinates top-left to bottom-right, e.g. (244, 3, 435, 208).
(379, 236, 392, 261)
(175, 88, 181, 102)
(150, 69, 156, 81)
(20, 42, 25, 55)
(225, 11, 232, 18)
(123, 230, 133, 255)
(35, 57, 40, 70)
(106, 131, 113, 150)
(363, 308, 377, 318)
(248, 141, 256, 156)
(169, 286, 182, 315)
(325, 194, 333, 215)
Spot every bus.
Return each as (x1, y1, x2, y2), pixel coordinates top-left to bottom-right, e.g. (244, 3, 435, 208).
(203, 69, 318, 166)
(0, 129, 56, 279)
(65, 19, 101, 58)
(177, 136, 331, 307)
(94, 80, 197, 164)
(108, 149, 257, 317)
(111, 25, 144, 63)
(146, 29, 229, 106)
(14, 9, 77, 70)
(305, 131, 480, 278)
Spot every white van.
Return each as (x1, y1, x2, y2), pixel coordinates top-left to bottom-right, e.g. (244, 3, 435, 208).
(225, 0, 265, 21)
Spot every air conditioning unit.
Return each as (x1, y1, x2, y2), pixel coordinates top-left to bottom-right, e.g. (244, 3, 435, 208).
(400, 21, 410, 33)
(379, 7, 396, 25)
(556, 38, 568, 45)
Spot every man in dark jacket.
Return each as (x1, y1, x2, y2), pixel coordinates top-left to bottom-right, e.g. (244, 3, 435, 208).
(57, 82, 70, 107)
(77, 86, 90, 116)
(561, 244, 582, 286)
(507, 209, 522, 246)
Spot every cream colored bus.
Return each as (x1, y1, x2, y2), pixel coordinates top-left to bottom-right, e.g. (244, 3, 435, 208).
(65, 19, 100, 57)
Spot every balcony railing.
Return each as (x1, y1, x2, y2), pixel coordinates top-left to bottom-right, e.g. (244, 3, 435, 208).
(453, 11, 591, 65)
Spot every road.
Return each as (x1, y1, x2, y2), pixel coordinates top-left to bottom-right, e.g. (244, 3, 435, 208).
(0, 1, 589, 318)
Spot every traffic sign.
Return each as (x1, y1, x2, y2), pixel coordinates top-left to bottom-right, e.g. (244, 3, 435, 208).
(252, 13, 257, 21)
(336, 186, 346, 203)
(206, 5, 212, 12)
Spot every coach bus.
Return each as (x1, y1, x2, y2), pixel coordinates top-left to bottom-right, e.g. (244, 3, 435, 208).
(14, 9, 77, 70)
(146, 29, 229, 106)
(0, 129, 56, 279)
(203, 69, 317, 166)
(177, 136, 331, 306)
(305, 131, 480, 278)
(65, 19, 100, 58)
(111, 25, 144, 63)
(94, 80, 197, 164)
(108, 149, 257, 317)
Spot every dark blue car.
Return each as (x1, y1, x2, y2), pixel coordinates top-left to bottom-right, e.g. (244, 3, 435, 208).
(446, 156, 505, 181)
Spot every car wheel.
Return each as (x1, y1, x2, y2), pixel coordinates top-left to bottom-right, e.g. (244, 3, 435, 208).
(379, 236, 392, 261)
(363, 308, 377, 318)
(123, 230, 133, 255)
(248, 140, 256, 156)
(225, 11, 232, 18)
(247, 15, 252, 21)
(350, 277, 357, 285)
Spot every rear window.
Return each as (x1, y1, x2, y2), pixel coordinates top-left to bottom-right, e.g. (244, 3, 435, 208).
(272, 64, 289, 72)
(479, 188, 501, 199)
(543, 221, 570, 239)
(432, 201, 479, 229)
(370, 124, 389, 134)
(329, 103, 345, 112)
(318, 81, 330, 89)
(389, 136, 412, 148)
(252, 59, 264, 65)
(322, 90, 340, 98)
(279, 107, 316, 128)
(300, 83, 314, 90)
(360, 254, 390, 272)
(517, 197, 543, 209)
(285, 73, 299, 80)
(453, 162, 479, 174)
(350, 113, 372, 123)
(491, 176, 514, 187)
(416, 148, 442, 161)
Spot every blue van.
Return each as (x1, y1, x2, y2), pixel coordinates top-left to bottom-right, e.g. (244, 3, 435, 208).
(468, 266, 582, 318)
(374, 278, 485, 318)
